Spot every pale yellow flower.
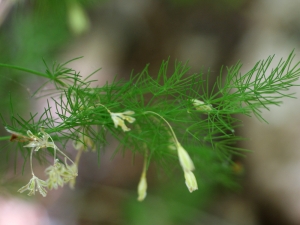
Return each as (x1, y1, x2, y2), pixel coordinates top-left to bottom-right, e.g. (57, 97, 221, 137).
(174, 142, 198, 193)
(184, 170, 198, 192)
(18, 175, 48, 197)
(24, 130, 57, 152)
(45, 158, 78, 190)
(61, 162, 78, 183)
(45, 160, 65, 190)
(176, 143, 195, 172)
(137, 173, 147, 201)
(191, 99, 213, 112)
(110, 110, 136, 132)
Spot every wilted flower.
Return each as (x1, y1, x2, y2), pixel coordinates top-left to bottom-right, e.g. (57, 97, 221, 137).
(45, 158, 78, 190)
(63, 162, 78, 189)
(5, 128, 33, 143)
(7, 128, 78, 196)
(24, 130, 57, 152)
(191, 99, 213, 112)
(61, 160, 78, 182)
(110, 110, 136, 132)
(18, 175, 48, 197)
(45, 160, 65, 190)
(184, 170, 198, 192)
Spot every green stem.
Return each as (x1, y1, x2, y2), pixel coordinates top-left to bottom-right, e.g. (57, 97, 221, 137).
(30, 148, 35, 176)
(0, 64, 49, 79)
(56, 147, 75, 165)
(0, 136, 11, 141)
(143, 111, 179, 144)
(142, 152, 148, 176)
(96, 103, 111, 113)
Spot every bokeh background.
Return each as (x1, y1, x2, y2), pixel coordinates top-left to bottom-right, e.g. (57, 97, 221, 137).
(1, 0, 300, 224)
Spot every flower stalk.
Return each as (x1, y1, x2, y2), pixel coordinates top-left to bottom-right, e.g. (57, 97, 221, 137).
(137, 155, 148, 201)
(143, 111, 198, 193)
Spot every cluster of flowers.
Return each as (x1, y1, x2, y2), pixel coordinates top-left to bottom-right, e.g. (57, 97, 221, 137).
(107, 102, 208, 201)
(18, 159, 77, 197)
(136, 99, 213, 200)
(9, 99, 210, 200)
(7, 129, 78, 197)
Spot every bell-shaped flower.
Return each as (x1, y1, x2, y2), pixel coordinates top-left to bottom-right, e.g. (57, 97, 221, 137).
(137, 172, 147, 201)
(176, 143, 195, 172)
(18, 175, 48, 197)
(174, 142, 198, 193)
(184, 170, 198, 192)
(110, 110, 136, 132)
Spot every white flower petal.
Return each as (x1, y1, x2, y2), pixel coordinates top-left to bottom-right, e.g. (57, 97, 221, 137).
(191, 99, 213, 111)
(18, 175, 48, 197)
(123, 110, 135, 115)
(137, 174, 147, 201)
(184, 170, 198, 192)
(110, 111, 135, 132)
(177, 143, 195, 171)
(124, 116, 136, 123)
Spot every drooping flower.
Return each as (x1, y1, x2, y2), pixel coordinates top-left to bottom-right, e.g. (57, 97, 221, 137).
(176, 143, 195, 172)
(45, 158, 78, 190)
(137, 171, 147, 201)
(143, 110, 198, 194)
(137, 154, 148, 201)
(61, 159, 78, 183)
(110, 110, 136, 132)
(18, 175, 48, 197)
(45, 160, 65, 190)
(24, 130, 57, 152)
(175, 142, 198, 192)
(184, 170, 198, 192)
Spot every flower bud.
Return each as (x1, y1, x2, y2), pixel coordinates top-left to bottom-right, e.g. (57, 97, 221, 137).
(184, 170, 198, 193)
(177, 143, 195, 172)
(191, 99, 213, 112)
(137, 173, 147, 201)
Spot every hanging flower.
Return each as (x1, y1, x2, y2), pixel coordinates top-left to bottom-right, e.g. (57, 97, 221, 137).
(24, 130, 57, 152)
(45, 160, 65, 190)
(137, 173, 147, 201)
(110, 110, 136, 132)
(18, 175, 48, 197)
(175, 142, 198, 192)
(136, 154, 148, 201)
(143, 110, 198, 194)
(184, 170, 198, 192)
(176, 143, 195, 172)
(61, 159, 78, 183)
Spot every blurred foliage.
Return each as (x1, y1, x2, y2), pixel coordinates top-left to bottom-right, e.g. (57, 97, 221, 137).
(169, 0, 246, 12)
(0, 0, 97, 121)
